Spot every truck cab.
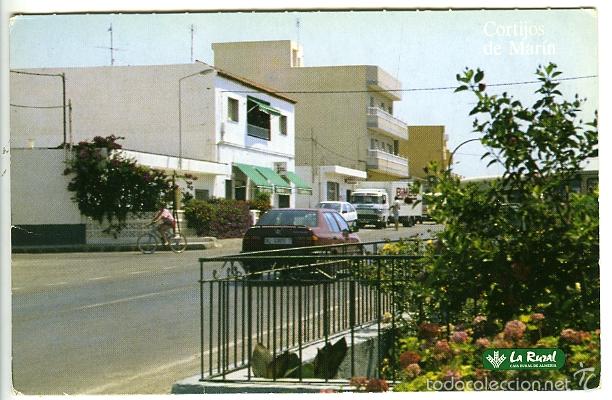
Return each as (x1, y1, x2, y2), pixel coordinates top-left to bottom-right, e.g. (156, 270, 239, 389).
(350, 189, 389, 229)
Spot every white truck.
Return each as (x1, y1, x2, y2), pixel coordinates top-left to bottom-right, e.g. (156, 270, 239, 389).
(350, 181, 423, 229)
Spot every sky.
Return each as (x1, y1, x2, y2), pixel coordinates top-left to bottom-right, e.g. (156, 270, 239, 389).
(7, 8, 599, 178)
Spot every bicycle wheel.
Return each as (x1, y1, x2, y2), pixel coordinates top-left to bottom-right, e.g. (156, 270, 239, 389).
(137, 233, 158, 254)
(169, 233, 187, 253)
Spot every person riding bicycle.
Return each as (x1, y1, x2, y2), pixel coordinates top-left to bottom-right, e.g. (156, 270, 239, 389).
(152, 205, 176, 245)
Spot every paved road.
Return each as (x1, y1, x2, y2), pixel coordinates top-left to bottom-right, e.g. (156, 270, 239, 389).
(11, 224, 442, 394)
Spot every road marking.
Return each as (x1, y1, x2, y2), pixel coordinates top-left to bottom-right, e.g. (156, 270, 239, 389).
(73, 286, 189, 311)
(45, 282, 68, 286)
(128, 270, 148, 275)
(162, 266, 179, 270)
(87, 276, 110, 281)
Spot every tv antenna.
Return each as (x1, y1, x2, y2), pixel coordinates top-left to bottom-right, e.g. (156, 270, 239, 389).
(95, 23, 126, 66)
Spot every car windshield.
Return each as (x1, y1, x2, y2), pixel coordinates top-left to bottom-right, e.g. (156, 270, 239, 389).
(258, 210, 319, 227)
(351, 194, 384, 204)
(318, 202, 341, 211)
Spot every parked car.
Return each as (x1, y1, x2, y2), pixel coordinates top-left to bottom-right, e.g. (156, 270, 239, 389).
(317, 201, 358, 227)
(241, 208, 361, 273)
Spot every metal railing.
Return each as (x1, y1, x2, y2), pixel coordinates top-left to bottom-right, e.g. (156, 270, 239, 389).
(198, 239, 430, 383)
(247, 124, 270, 140)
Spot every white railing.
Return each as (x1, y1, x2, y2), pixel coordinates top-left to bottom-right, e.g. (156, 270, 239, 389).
(368, 148, 408, 166)
(367, 107, 408, 139)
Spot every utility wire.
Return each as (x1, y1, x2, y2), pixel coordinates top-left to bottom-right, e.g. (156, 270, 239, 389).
(221, 74, 597, 95)
(10, 103, 66, 109)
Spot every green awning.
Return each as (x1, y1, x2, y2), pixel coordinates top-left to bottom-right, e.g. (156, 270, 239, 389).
(255, 166, 292, 194)
(248, 96, 282, 116)
(234, 163, 272, 190)
(283, 171, 313, 194)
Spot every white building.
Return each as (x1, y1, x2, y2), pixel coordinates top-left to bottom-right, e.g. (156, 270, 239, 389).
(10, 64, 310, 245)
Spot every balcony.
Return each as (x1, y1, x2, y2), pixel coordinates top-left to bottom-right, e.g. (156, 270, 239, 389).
(367, 107, 408, 141)
(247, 124, 270, 140)
(366, 66, 402, 101)
(366, 148, 409, 177)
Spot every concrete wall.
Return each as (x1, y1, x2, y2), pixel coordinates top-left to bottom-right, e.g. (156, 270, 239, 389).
(402, 125, 449, 179)
(11, 149, 82, 225)
(10, 64, 218, 161)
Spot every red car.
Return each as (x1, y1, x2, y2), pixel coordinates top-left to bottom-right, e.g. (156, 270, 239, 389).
(241, 208, 360, 272)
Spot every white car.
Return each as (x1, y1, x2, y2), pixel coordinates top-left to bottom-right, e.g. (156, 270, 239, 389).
(317, 201, 358, 227)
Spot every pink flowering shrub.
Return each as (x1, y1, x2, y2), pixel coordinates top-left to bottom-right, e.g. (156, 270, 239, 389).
(391, 315, 600, 392)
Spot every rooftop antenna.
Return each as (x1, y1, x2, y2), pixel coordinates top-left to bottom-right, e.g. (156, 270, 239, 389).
(296, 17, 301, 47)
(95, 23, 125, 66)
(108, 24, 115, 66)
(190, 24, 195, 63)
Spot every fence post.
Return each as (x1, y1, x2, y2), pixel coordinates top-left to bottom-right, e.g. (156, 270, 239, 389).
(247, 281, 252, 381)
(199, 260, 205, 381)
(349, 279, 356, 377)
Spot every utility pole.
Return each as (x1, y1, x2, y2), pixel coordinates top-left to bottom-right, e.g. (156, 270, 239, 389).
(190, 24, 194, 63)
(108, 24, 115, 66)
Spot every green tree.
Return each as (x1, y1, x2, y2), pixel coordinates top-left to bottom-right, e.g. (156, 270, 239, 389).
(419, 64, 598, 331)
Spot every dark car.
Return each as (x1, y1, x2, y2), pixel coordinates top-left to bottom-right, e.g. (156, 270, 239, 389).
(241, 208, 361, 273)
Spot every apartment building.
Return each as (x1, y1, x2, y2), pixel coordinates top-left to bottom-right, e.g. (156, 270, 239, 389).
(10, 64, 307, 245)
(212, 40, 410, 206)
(401, 125, 451, 179)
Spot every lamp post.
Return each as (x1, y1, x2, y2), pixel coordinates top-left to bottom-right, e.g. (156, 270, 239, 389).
(178, 68, 213, 169)
(448, 138, 481, 172)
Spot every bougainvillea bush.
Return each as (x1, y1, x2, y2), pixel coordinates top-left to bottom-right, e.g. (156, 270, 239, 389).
(391, 314, 600, 391)
(64, 135, 173, 235)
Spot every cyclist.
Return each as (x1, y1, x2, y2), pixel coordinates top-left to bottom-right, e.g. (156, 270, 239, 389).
(152, 204, 176, 245)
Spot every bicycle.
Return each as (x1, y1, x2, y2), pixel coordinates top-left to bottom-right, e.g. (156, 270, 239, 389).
(137, 223, 187, 254)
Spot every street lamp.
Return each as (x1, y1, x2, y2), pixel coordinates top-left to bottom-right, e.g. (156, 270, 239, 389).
(178, 68, 213, 169)
(448, 138, 481, 172)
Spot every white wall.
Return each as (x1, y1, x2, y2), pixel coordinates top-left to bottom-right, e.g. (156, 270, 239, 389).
(10, 149, 82, 225)
(10, 65, 217, 161)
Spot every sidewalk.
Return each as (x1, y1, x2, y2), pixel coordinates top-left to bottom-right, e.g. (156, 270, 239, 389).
(11, 237, 243, 254)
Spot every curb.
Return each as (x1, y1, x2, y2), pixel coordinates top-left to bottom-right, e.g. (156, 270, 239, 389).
(11, 241, 216, 254)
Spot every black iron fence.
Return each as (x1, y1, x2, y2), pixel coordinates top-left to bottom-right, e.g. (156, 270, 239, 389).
(198, 239, 431, 383)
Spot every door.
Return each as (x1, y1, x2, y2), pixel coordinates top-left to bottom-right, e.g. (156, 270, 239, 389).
(278, 194, 290, 208)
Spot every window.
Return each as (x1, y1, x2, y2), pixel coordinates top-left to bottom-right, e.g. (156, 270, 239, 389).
(324, 213, 341, 233)
(227, 97, 239, 122)
(279, 115, 287, 135)
(370, 138, 376, 150)
(195, 189, 209, 200)
(370, 96, 374, 107)
(387, 143, 393, 154)
(247, 96, 271, 140)
(326, 181, 339, 201)
(332, 213, 349, 231)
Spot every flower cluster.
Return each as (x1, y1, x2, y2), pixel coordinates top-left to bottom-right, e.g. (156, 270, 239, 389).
(418, 322, 441, 340)
(451, 331, 469, 344)
(399, 351, 421, 368)
(350, 377, 389, 392)
(503, 320, 527, 341)
(560, 328, 591, 344)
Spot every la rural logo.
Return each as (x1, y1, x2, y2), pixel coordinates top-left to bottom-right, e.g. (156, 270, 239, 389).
(483, 349, 565, 370)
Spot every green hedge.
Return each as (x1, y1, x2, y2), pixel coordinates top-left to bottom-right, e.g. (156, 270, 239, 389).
(184, 198, 252, 238)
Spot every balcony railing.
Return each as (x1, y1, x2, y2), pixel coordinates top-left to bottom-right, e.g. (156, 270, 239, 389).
(367, 107, 408, 141)
(247, 124, 270, 140)
(366, 148, 409, 177)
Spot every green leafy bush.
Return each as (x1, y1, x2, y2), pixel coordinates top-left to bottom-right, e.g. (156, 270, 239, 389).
(184, 198, 251, 238)
(247, 191, 272, 212)
(410, 64, 599, 332)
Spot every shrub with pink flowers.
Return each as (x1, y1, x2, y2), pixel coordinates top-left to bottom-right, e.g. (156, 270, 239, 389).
(391, 315, 600, 392)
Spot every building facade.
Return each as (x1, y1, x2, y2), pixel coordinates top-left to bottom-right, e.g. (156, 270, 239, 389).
(401, 125, 450, 179)
(211, 40, 410, 206)
(10, 64, 308, 244)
